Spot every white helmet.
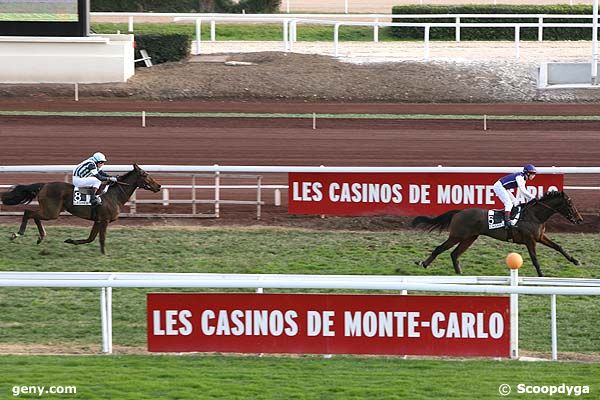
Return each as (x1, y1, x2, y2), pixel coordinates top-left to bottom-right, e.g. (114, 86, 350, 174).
(92, 152, 107, 163)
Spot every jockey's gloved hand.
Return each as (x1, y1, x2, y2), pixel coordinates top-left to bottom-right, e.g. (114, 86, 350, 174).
(109, 177, 118, 183)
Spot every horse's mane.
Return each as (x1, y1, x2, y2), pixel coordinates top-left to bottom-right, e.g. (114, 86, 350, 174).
(524, 190, 565, 207)
(117, 168, 136, 181)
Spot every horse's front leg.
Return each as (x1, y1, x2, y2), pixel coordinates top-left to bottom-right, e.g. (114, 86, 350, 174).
(98, 221, 109, 255)
(65, 222, 100, 246)
(525, 241, 544, 277)
(539, 234, 580, 266)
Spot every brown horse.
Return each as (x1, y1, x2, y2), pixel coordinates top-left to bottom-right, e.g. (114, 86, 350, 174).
(1, 164, 161, 254)
(411, 191, 583, 277)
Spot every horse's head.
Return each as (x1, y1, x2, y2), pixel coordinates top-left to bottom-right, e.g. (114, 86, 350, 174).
(538, 191, 583, 225)
(129, 164, 161, 193)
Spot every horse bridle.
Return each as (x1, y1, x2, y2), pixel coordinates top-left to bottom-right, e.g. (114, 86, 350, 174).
(530, 197, 575, 221)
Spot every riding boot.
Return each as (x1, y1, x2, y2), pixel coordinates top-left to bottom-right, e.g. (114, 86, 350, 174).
(90, 189, 102, 206)
(504, 211, 513, 241)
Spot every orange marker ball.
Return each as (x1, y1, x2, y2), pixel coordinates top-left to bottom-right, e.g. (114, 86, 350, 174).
(506, 252, 523, 269)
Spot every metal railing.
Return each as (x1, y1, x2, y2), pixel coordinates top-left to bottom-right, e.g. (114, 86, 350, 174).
(1, 270, 598, 358)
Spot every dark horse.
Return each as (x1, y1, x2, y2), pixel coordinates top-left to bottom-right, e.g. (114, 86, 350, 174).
(1, 164, 161, 254)
(411, 191, 583, 277)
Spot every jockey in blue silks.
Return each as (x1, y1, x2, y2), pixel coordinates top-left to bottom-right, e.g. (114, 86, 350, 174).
(492, 164, 537, 230)
(72, 152, 118, 205)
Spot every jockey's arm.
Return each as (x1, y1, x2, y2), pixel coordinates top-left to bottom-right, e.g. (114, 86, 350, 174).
(515, 175, 535, 202)
(92, 170, 116, 182)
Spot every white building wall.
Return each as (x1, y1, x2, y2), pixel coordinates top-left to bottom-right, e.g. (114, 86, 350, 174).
(0, 34, 135, 83)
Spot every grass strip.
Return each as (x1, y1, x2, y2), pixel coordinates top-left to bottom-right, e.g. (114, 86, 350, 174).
(2, 110, 600, 121)
(1, 355, 599, 400)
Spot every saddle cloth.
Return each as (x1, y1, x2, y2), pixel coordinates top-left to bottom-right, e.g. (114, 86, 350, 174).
(73, 187, 94, 206)
(487, 206, 522, 230)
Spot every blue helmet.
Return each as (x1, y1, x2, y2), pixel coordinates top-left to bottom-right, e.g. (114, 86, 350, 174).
(523, 164, 537, 174)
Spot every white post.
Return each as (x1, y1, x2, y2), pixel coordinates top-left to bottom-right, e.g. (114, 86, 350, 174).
(551, 294, 558, 361)
(100, 288, 108, 353)
(283, 19, 289, 51)
(538, 17, 543, 42)
(128, 16, 133, 32)
(107, 276, 114, 354)
(256, 176, 262, 220)
(286, 0, 290, 13)
(593, 0, 599, 84)
(484, 114, 487, 131)
(344, 0, 348, 14)
(162, 188, 169, 206)
(292, 21, 297, 43)
(214, 164, 220, 218)
(424, 25, 430, 61)
(192, 175, 197, 215)
(334, 23, 340, 57)
(195, 18, 202, 55)
(74, 83, 79, 102)
(374, 19, 379, 43)
(130, 190, 136, 214)
(289, 21, 296, 51)
(401, 277, 408, 296)
(313, 112, 316, 130)
(274, 188, 281, 206)
(210, 20, 216, 42)
(141, 111, 146, 128)
(514, 26, 520, 61)
(510, 268, 519, 359)
(455, 17, 460, 42)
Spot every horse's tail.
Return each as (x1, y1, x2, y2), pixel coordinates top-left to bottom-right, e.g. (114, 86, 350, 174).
(0, 183, 45, 205)
(411, 210, 461, 232)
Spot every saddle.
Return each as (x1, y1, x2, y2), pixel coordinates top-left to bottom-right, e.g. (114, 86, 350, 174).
(73, 186, 107, 206)
(487, 205, 522, 230)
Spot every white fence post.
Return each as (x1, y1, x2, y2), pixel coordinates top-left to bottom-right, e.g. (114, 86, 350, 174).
(128, 16, 133, 32)
(107, 274, 115, 354)
(195, 18, 202, 55)
(538, 17, 544, 42)
(283, 19, 289, 51)
(374, 19, 379, 43)
(100, 288, 108, 353)
(510, 268, 519, 359)
(551, 294, 558, 360)
(514, 26, 520, 61)
(455, 17, 461, 42)
(274, 188, 281, 206)
(424, 25, 430, 61)
(334, 23, 340, 57)
(214, 164, 221, 218)
(257, 175, 262, 220)
(162, 188, 169, 206)
(210, 20, 216, 42)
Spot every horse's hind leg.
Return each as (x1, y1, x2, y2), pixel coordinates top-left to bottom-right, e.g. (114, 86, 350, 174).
(450, 236, 478, 274)
(65, 222, 100, 246)
(417, 236, 461, 269)
(11, 209, 40, 240)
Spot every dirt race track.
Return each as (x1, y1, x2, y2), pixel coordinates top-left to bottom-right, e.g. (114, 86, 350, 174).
(0, 100, 599, 232)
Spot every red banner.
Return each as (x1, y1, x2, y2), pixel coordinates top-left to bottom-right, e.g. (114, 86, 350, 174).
(148, 293, 510, 357)
(288, 172, 563, 216)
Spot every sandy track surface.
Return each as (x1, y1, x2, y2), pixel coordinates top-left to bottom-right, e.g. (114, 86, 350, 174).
(0, 101, 599, 232)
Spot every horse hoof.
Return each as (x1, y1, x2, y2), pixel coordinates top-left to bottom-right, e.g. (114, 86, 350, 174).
(415, 261, 427, 269)
(36, 237, 44, 245)
(9, 233, 20, 240)
(573, 259, 581, 266)
(64, 239, 74, 245)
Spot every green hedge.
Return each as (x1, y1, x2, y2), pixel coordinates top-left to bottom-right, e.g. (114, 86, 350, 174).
(391, 5, 595, 41)
(91, 0, 280, 13)
(134, 33, 190, 65)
